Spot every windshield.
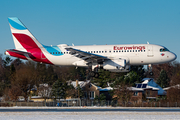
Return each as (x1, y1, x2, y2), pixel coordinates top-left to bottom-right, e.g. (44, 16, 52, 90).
(160, 47, 169, 52)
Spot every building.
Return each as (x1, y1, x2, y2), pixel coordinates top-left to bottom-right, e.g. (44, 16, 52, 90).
(129, 78, 166, 103)
(69, 80, 113, 100)
(141, 78, 166, 96)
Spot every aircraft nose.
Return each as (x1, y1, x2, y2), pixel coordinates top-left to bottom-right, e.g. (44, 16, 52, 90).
(170, 52, 177, 61)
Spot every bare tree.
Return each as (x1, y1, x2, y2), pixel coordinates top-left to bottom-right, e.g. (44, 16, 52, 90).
(113, 82, 132, 106)
(11, 61, 38, 101)
(8, 86, 22, 101)
(38, 84, 52, 103)
(167, 87, 180, 102)
(150, 63, 174, 80)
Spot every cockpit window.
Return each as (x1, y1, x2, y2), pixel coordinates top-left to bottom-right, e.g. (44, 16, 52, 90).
(160, 47, 169, 52)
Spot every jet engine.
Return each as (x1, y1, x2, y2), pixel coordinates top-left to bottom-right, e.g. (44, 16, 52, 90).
(101, 59, 130, 72)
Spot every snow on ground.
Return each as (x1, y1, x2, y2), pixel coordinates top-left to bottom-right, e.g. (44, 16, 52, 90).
(0, 112, 180, 120)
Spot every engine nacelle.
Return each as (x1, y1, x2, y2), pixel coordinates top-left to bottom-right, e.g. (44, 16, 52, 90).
(102, 59, 130, 72)
(72, 60, 88, 67)
(107, 65, 130, 72)
(103, 59, 126, 70)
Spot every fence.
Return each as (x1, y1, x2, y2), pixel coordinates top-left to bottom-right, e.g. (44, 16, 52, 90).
(0, 100, 180, 107)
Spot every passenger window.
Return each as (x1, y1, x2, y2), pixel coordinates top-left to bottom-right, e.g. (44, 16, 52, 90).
(105, 51, 107, 53)
(99, 51, 101, 53)
(109, 51, 111, 53)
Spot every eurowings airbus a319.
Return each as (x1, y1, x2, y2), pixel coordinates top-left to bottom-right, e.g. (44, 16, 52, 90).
(5, 17, 177, 77)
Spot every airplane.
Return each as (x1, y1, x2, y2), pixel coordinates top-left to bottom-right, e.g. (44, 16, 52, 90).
(5, 17, 177, 78)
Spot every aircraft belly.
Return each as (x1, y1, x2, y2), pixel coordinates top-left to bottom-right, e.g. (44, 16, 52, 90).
(129, 56, 140, 65)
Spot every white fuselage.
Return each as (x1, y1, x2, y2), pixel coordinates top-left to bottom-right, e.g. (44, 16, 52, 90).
(43, 44, 176, 67)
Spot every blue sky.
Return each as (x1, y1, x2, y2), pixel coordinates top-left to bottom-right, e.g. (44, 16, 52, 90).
(0, 0, 180, 62)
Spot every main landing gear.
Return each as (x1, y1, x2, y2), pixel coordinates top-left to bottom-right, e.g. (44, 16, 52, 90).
(90, 71, 99, 78)
(88, 67, 99, 78)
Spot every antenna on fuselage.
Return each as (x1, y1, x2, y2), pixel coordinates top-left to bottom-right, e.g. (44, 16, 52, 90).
(147, 41, 149, 44)
(72, 43, 74, 46)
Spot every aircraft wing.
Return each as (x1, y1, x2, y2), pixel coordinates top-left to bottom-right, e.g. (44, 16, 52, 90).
(65, 47, 108, 62)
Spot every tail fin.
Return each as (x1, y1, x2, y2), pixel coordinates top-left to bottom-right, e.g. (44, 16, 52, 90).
(8, 17, 43, 51)
(7, 17, 53, 64)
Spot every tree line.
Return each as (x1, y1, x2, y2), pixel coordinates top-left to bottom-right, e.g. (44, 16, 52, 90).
(0, 54, 179, 102)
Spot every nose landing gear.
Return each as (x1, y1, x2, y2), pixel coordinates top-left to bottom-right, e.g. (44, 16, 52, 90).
(148, 64, 153, 76)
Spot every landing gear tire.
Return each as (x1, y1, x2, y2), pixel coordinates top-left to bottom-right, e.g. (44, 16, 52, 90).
(90, 71, 95, 77)
(94, 73, 99, 78)
(149, 71, 153, 76)
(90, 71, 99, 78)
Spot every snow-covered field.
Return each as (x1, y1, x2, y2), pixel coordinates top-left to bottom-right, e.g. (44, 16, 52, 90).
(0, 112, 180, 120)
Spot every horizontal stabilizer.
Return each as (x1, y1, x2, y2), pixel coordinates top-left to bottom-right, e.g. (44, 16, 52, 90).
(5, 49, 36, 59)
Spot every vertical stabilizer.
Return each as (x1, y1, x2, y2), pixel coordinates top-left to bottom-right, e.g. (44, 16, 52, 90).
(7, 17, 53, 64)
(8, 17, 43, 51)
